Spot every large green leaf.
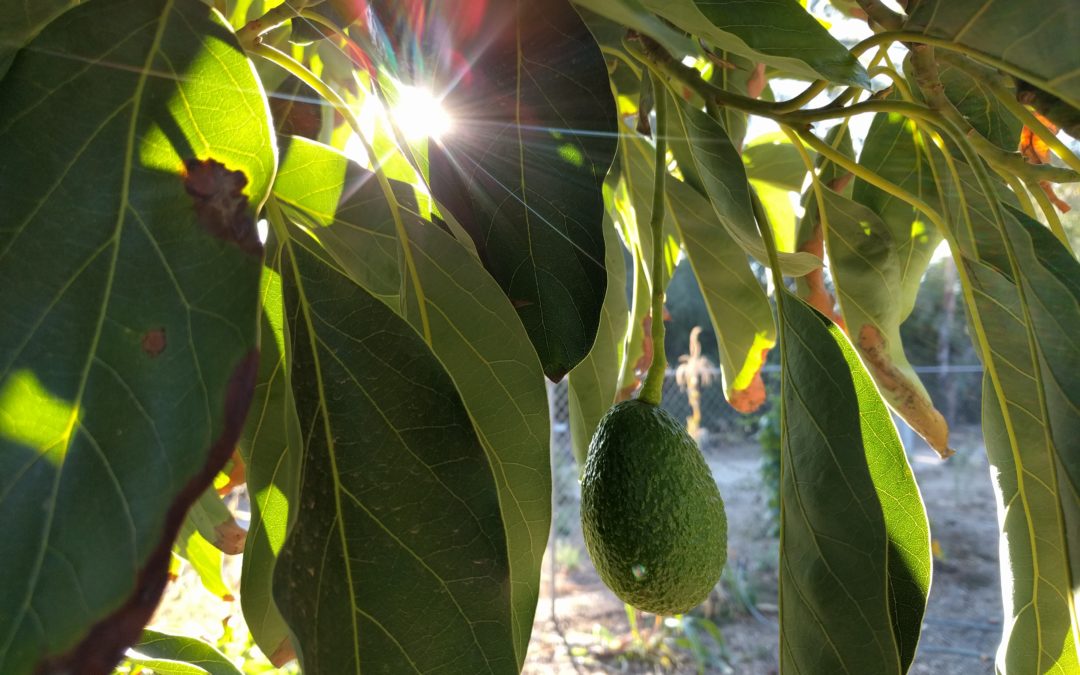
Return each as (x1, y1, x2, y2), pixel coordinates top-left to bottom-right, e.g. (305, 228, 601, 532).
(568, 215, 628, 466)
(272, 137, 550, 666)
(905, 0, 1080, 111)
(642, 0, 870, 86)
(777, 293, 928, 674)
(666, 91, 822, 277)
(928, 152, 1080, 670)
(744, 132, 810, 193)
(1002, 207, 1080, 649)
(274, 241, 516, 673)
(902, 55, 1022, 152)
(429, 0, 618, 380)
(0, 0, 77, 79)
(0, 0, 272, 671)
(628, 135, 776, 414)
(126, 630, 241, 675)
(573, 0, 698, 58)
(840, 110, 949, 457)
(237, 259, 302, 666)
(828, 302, 932, 672)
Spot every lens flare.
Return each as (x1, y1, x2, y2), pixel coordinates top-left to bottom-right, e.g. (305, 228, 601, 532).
(392, 86, 452, 141)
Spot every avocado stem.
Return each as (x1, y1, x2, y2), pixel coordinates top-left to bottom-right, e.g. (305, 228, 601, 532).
(638, 88, 668, 407)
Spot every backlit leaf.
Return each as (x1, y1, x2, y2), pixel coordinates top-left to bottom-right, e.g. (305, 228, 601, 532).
(429, 0, 619, 380)
(568, 215, 628, 466)
(666, 91, 822, 277)
(272, 137, 550, 666)
(927, 151, 1080, 671)
(126, 630, 241, 675)
(237, 260, 302, 667)
(777, 293, 921, 674)
(840, 109, 950, 456)
(906, 0, 1080, 110)
(0, 0, 272, 670)
(274, 241, 517, 674)
(642, 0, 870, 87)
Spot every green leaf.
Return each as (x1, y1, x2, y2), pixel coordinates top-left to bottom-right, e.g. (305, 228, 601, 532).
(817, 190, 949, 457)
(666, 91, 822, 276)
(237, 260, 303, 667)
(429, 0, 618, 380)
(927, 152, 1080, 670)
(777, 293, 922, 674)
(272, 137, 550, 666)
(0, 0, 76, 78)
(0, 0, 272, 670)
(174, 522, 232, 601)
(905, 0, 1080, 110)
(274, 241, 517, 674)
(1004, 207, 1080, 641)
(574, 0, 698, 58)
(568, 216, 628, 466)
(126, 629, 241, 675)
(916, 58, 1023, 152)
(185, 488, 245, 555)
(651, 143, 775, 414)
(606, 146, 675, 400)
(838, 109, 950, 456)
(642, 0, 870, 86)
(744, 132, 809, 193)
(826, 302, 932, 672)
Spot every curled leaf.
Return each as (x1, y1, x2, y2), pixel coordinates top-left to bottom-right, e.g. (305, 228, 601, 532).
(857, 325, 952, 459)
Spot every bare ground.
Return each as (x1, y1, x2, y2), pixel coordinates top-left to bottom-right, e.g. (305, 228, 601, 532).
(524, 426, 1001, 674)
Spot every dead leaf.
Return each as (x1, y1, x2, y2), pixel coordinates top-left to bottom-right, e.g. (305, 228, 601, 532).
(728, 363, 767, 413)
(1039, 181, 1072, 213)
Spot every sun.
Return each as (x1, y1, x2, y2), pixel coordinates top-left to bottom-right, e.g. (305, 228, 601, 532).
(391, 86, 453, 141)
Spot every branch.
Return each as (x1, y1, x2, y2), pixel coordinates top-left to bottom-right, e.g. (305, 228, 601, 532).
(855, 0, 905, 31)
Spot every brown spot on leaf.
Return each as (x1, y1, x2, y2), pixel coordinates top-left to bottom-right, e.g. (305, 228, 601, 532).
(213, 519, 247, 555)
(269, 638, 298, 667)
(857, 324, 953, 459)
(183, 158, 262, 256)
(38, 350, 260, 674)
(141, 328, 166, 357)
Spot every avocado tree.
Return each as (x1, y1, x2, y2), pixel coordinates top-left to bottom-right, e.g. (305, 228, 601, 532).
(1, 0, 1078, 673)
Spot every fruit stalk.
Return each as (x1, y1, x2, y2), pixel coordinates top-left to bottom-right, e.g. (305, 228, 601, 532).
(638, 88, 667, 406)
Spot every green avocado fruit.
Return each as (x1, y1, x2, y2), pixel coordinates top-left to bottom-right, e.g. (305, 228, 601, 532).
(580, 399, 727, 615)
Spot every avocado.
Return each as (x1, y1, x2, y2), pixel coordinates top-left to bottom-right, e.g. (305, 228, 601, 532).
(580, 399, 727, 615)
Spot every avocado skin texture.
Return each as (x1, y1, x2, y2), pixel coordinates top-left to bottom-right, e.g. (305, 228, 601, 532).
(581, 399, 727, 615)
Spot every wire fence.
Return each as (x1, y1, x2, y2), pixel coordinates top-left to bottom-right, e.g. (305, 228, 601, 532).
(540, 365, 991, 671)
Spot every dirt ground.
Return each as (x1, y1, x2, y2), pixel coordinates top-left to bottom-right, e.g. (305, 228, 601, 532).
(524, 426, 1002, 674)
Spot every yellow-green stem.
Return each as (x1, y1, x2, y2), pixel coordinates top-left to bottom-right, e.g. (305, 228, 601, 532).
(637, 90, 668, 407)
(250, 42, 433, 345)
(1026, 180, 1075, 254)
